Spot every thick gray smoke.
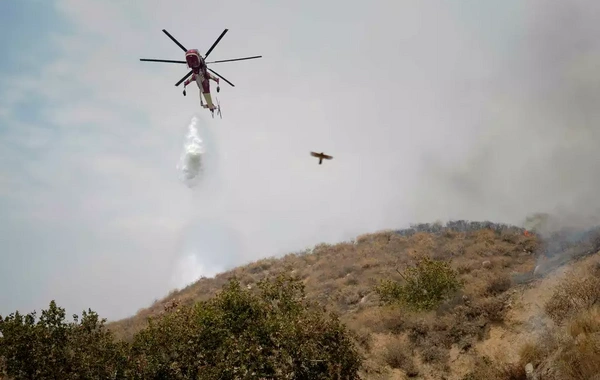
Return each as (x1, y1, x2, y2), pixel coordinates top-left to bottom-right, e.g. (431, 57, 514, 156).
(408, 0, 600, 230)
(409, 0, 600, 342)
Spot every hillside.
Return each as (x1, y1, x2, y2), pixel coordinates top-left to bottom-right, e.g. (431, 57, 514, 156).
(104, 220, 600, 379)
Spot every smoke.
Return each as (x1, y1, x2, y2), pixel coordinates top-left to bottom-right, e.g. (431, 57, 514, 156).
(401, 4, 600, 341)
(408, 0, 600, 231)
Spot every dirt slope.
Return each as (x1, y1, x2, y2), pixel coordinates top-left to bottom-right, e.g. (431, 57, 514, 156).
(107, 220, 600, 379)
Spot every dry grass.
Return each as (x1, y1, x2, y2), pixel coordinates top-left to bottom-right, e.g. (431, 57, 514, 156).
(108, 223, 538, 339)
(544, 274, 600, 325)
(103, 220, 600, 378)
(485, 274, 513, 296)
(517, 260, 600, 380)
(462, 355, 530, 380)
(382, 335, 418, 375)
(556, 307, 600, 379)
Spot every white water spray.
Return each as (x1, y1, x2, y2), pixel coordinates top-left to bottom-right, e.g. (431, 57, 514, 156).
(176, 115, 205, 188)
(171, 115, 229, 289)
(171, 252, 221, 289)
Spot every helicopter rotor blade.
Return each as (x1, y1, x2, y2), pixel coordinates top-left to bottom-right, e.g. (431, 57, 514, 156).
(175, 70, 193, 87)
(140, 58, 187, 64)
(205, 55, 262, 64)
(208, 68, 234, 87)
(204, 29, 228, 59)
(162, 29, 188, 52)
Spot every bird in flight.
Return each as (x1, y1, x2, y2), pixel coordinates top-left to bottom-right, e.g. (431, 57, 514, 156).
(310, 151, 333, 165)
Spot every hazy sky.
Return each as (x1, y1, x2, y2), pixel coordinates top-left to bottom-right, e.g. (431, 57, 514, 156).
(2, 0, 600, 321)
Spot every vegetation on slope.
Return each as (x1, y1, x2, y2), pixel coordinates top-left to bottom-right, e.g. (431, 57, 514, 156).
(375, 255, 463, 311)
(111, 221, 540, 341)
(2, 219, 600, 379)
(519, 263, 600, 380)
(1, 275, 360, 379)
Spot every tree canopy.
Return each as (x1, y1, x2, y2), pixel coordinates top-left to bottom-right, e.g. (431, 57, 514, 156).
(0, 274, 362, 379)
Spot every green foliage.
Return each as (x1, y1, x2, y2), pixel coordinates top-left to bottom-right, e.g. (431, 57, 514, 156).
(0, 300, 128, 380)
(376, 256, 462, 311)
(129, 274, 362, 379)
(0, 275, 362, 379)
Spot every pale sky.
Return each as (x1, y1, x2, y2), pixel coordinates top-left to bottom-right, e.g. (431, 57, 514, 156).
(2, 0, 600, 321)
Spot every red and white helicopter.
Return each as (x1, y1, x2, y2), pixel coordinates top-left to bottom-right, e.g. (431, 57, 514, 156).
(140, 29, 262, 119)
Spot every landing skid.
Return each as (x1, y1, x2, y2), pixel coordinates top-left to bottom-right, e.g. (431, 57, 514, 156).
(200, 97, 222, 119)
(214, 98, 222, 119)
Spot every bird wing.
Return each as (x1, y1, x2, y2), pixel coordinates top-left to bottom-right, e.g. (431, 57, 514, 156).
(310, 152, 320, 158)
(322, 154, 333, 160)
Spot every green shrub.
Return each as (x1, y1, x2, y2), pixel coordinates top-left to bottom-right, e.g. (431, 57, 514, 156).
(129, 274, 362, 379)
(1, 275, 362, 379)
(0, 300, 128, 380)
(376, 256, 462, 311)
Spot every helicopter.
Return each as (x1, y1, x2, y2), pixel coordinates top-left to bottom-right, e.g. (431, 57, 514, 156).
(140, 28, 262, 118)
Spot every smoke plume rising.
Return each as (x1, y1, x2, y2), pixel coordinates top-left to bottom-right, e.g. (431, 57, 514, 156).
(408, 0, 600, 231)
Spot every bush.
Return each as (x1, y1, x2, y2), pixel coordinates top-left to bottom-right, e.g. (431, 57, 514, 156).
(0, 275, 363, 379)
(555, 307, 600, 379)
(462, 355, 529, 380)
(485, 275, 512, 296)
(476, 297, 508, 323)
(129, 274, 362, 379)
(382, 337, 418, 376)
(376, 256, 462, 311)
(556, 331, 600, 379)
(544, 275, 600, 325)
(519, 307, 600, 380)
(0, 301, 128, 380)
